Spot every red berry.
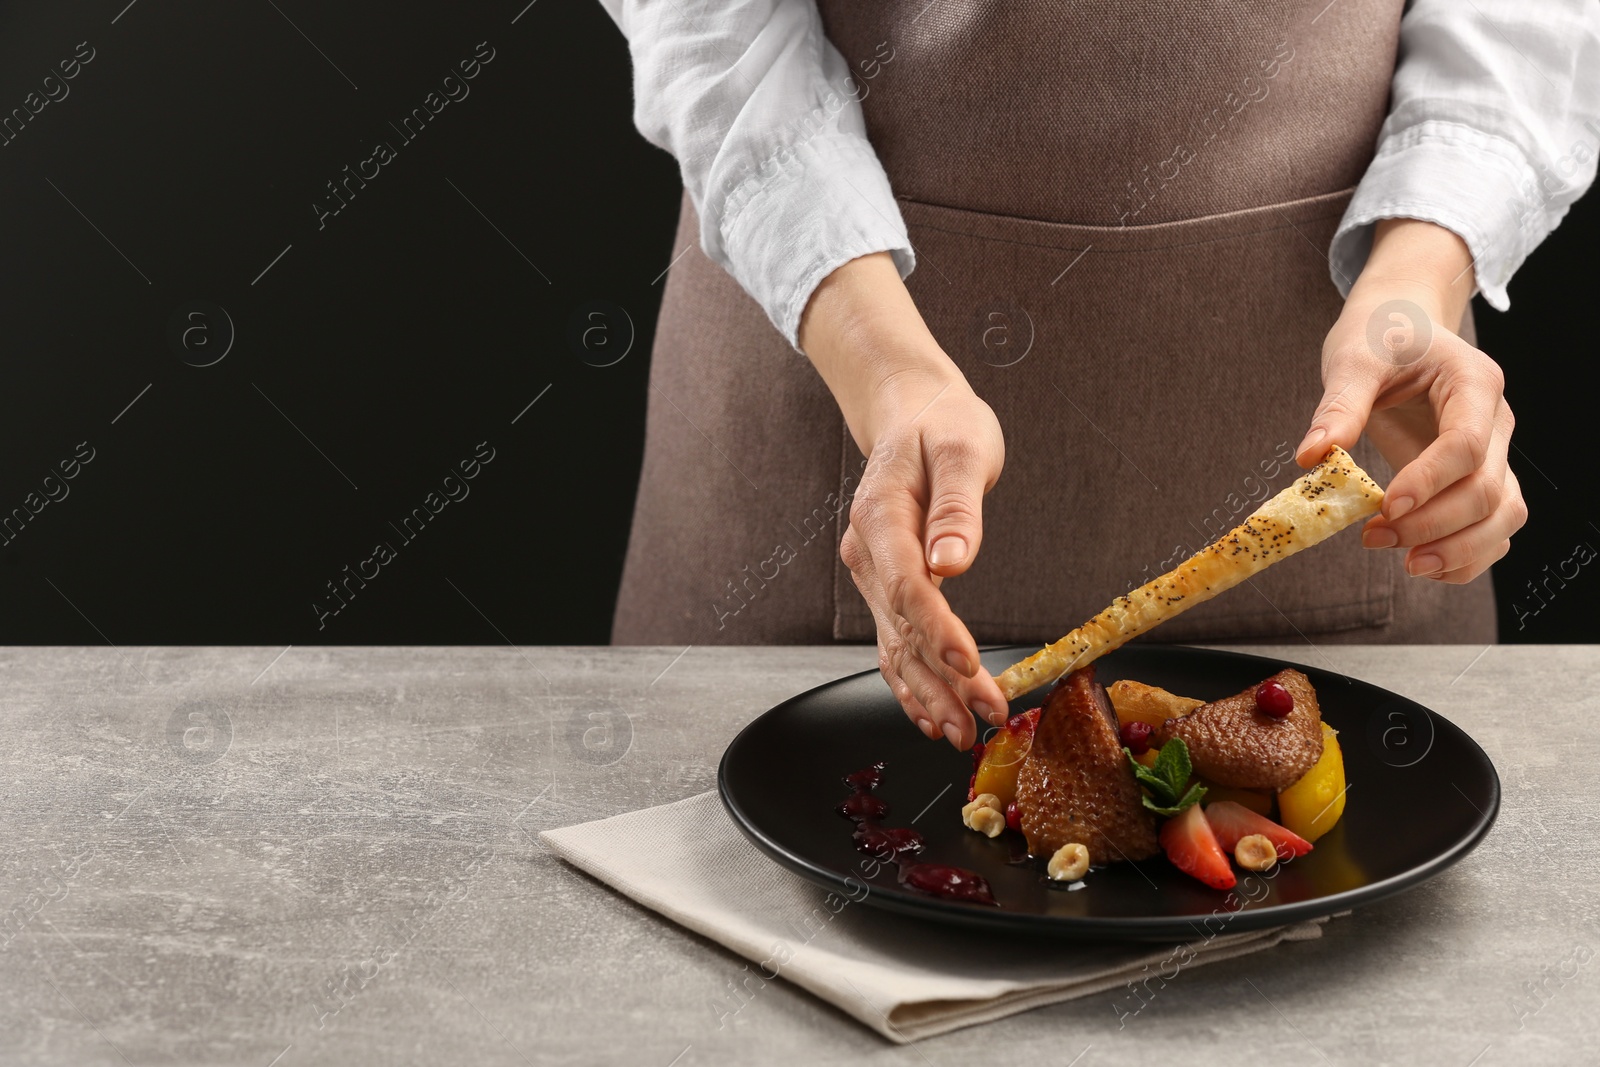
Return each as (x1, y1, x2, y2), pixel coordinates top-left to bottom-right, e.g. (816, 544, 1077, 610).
(1119, 720, 1153, 754)
(1255, 680, 1294, 718)
(1004, 801, 1022, 832)
(1203, 801, 1313, 858)
(1159, 803, 1236, 890)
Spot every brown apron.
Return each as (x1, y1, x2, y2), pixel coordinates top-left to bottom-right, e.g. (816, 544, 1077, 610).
(612, 0, 1497, 647)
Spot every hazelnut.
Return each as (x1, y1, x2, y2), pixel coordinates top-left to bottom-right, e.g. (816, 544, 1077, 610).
(967, 806, 1006, 838)
(960, 794, 1002, 827)
(1234, 834, 1278, 871)
(1047, 842, 1091, 882)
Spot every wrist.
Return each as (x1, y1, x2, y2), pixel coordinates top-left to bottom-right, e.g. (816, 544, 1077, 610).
(798, 251, 972, 453)
(1349, 218, 1475, 329)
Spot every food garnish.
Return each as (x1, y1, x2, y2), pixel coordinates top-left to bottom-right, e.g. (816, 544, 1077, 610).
(1276, 722, 1347, 843)
(1158, 803, 1236, 890)
(1125, 736, 1208, 817)
(1047, 843, 1091, 882)
(960, 793, 1006, 838)
(1233, 834, 1280, 872)
(1255, 679, 1295, 718)
(1118, 720, 1154, 754)
(1203, 800, 1313, 859)
(965, 707, 1040, 806)
(845, 763, 997, 905)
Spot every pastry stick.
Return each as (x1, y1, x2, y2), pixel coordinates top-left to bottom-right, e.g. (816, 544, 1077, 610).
(996, 445, 1384, 700)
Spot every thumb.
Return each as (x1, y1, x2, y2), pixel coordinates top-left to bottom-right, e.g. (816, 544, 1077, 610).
(1296, 354, 1384, 468)
(924, 443, 987, 579)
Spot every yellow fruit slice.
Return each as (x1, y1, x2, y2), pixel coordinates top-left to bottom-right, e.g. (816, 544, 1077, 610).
(1277, 723, 1346, 843)
(971, 714, 1037, 807)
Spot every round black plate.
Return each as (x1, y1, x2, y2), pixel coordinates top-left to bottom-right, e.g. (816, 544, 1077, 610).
(718, 644, 1499, 941)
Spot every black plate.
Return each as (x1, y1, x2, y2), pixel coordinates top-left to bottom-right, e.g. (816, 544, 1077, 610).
(718, 644, 1499, 941)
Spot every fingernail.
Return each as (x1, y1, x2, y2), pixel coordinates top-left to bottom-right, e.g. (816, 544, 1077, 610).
(1388, 496, 1416, 521)
(917, 718, 938, 739)
(1407, 553, 1443, 577)
(1363, 527, 1398, 549)
(943, 649, 975, 676)
(929, 536, 967, 568)
(971, 699, 997, 723)
(941, 722, 962, 747)
(1297, 428, 1326, 457)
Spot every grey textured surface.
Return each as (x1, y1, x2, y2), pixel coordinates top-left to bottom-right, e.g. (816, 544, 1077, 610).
(0, 644, 1594, 1066)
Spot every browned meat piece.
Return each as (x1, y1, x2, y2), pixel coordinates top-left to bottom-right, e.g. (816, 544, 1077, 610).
(1155, 668, 1323, 790)
(1014, 665, 1159, 864)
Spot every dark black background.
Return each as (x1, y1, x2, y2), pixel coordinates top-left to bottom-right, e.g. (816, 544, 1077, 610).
(0, 1, 1592, 645)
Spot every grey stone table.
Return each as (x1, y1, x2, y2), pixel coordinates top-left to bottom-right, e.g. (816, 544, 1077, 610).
(0, 645, 1594, 1066)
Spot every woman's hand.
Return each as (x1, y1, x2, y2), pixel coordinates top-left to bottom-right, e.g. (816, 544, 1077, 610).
(1297, 219, 1527, 583)
(841, 373, 1008, 750)
(799, 252, 1010, 750)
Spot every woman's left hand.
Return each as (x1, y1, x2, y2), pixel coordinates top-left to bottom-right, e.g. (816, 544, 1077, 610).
(1295, 218, 1528, 584)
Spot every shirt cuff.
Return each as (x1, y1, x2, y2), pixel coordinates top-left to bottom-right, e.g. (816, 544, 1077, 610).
(1329, 119, 1552, 311)
(714, 129, 915, 352)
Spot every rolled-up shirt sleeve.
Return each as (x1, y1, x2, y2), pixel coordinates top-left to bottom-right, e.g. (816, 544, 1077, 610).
(1329, 0, 1600, 310)
(596, 0, 914, 350)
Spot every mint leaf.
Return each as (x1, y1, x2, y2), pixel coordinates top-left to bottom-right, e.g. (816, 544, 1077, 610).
(1174, 779, 1207, 810)
(1132, 755, 1171, 790)
(1139, 780, 1208, 817)
(1152, 736, 1192, 793)
(1124, 748, 1178, 805)
(1126, 738, 1204, 816)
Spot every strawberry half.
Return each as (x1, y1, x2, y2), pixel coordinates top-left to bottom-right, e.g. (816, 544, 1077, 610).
(1203, 800, 1313, 859)
(1158, 803, 1236, 890)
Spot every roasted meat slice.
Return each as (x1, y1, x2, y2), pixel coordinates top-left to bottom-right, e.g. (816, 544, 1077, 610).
(1155, 668, 1323, 790)
(1014, 665, 1159, 864)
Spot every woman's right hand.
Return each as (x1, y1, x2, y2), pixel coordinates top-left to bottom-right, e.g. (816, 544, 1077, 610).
(798, 252, 1010, 750)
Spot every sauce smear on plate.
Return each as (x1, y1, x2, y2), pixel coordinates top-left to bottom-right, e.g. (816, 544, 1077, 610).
(838, 762, 996, 905)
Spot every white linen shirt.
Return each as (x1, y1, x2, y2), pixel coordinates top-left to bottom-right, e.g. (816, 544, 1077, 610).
(598, 0, 1600, 351)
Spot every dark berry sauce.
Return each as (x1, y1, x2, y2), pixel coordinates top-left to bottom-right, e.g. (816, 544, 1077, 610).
(838, 762, 997, 906)
(898, 863, 996, 902)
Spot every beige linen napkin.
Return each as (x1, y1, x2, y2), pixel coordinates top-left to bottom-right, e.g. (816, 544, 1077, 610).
(540, 791, 1333, 1043)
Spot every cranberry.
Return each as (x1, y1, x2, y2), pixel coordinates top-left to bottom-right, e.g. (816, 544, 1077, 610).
(1005, 801, 1022, 832)
(1255, 679, 1294, 718)
(1119, 720, 1153, 754)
